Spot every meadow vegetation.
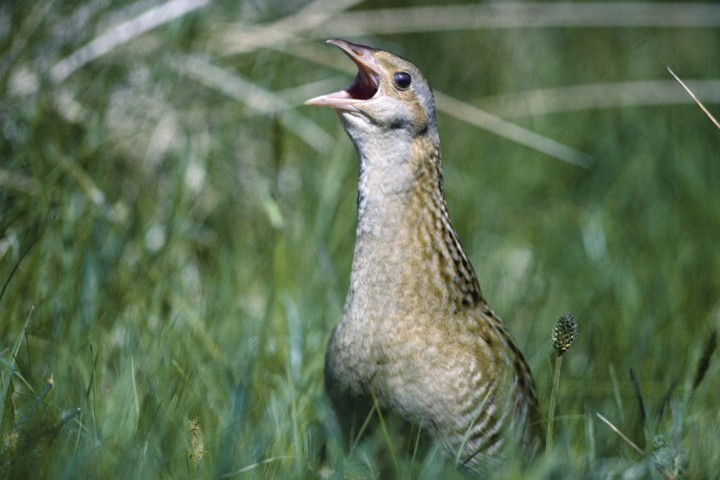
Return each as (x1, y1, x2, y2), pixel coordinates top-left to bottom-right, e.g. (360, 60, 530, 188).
(1, 1, 719, 478)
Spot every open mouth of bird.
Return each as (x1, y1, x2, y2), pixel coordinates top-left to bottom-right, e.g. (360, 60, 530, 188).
(305, 39, 380, 111)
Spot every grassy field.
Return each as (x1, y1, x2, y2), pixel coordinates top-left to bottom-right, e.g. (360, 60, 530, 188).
(2, 1, 720, 478)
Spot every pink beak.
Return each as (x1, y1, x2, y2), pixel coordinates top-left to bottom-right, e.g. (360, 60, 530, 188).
(305, 39, 381, 111)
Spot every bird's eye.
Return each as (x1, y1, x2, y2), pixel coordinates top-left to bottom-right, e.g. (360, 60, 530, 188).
(393, 72, 411, 90)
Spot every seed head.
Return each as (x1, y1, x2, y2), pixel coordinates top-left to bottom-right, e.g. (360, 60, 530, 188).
(552, 312, 577, 356)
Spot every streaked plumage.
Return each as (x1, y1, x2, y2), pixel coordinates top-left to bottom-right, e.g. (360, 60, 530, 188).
(306, 39, 542, 473)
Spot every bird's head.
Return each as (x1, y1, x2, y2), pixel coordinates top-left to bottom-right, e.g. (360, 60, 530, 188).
(306, 39, 437, 145)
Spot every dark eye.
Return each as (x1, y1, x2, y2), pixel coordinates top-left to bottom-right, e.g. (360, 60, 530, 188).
(393, 72, 411, 90)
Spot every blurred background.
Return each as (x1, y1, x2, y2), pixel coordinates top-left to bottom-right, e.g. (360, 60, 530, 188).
(1, 0, 719, 478)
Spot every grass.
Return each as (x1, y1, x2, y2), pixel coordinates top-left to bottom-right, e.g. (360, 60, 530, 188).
(2, 0, 720, 478)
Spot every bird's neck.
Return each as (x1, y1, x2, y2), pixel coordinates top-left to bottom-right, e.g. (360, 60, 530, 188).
(347, 133, 484, 315)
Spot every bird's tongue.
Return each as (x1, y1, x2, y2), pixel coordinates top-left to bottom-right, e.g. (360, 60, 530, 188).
(305, 39, 381, 110)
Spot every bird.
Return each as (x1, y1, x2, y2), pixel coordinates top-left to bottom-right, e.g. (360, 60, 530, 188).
(306, 39, 542, 473)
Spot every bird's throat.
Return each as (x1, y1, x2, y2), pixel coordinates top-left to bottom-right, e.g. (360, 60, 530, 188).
(349, 138, 484, 315)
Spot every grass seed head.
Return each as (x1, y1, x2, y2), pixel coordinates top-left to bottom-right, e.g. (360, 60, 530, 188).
(552, 312, 577, 356)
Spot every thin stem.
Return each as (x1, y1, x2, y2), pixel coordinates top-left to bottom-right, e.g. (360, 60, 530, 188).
(546, 354, 563, 452)
(668, 67, 720, 130)
(595, 412, 644, 456)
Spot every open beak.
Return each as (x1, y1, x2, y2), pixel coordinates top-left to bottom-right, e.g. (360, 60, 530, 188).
(305, 39, 381, 111)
